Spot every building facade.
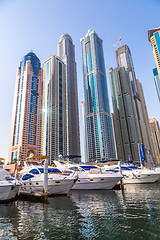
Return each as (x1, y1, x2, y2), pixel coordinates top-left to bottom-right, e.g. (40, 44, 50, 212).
(81, 100, 88, 163)
(81, 29, 116, 162)
(148, 27, 160, 79)
(109, 67, 141, 164)
(42, 55, 67, 163)
(153, 68, 160, 102)
(57, 34, 80, 157)
(8, 52, 42, 163)
(115, 45, 152, 165)
(116, 45, 139, 98)
(136, 79, 156, 165)
(149, 118, 160, 165)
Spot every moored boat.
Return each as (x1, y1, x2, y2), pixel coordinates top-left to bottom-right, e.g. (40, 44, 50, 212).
(19, 162, 77, 195)
(0, 167, 21, 201)
(53, 161, 122, 190)
(103, 164, 160, 184)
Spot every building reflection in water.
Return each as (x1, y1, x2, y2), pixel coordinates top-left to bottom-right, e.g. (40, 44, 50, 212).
(0, 196, 84, 240)
(69, 190, 121, 239)
(115, 183, 160, 238)
(0, 184, 160, 240)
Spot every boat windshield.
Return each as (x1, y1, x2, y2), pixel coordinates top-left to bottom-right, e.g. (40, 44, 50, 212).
(69, 167, 81, 171)
(0, 168, 13, 181)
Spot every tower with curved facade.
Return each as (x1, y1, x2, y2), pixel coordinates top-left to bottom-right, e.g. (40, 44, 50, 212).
(8, 52, 42, 163)
(81, 29, 116, 162)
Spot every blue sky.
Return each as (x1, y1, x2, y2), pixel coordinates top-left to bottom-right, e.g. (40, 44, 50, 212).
(0, 0, 160, 161)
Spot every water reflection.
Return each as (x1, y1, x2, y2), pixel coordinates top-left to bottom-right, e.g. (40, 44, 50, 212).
(0, 202, 19, 239)
(69, 190, 122, 239)
(0, 183, 160, 240)
(115, 183, 160, 239)
(0, 196, 84, 240)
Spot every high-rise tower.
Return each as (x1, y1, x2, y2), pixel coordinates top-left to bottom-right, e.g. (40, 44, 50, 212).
(149, 118, 160, 165)
(42, 55, 67, 163)
(57, 33, 80, 157)
(109, 67, 141, 164)
(148, 27, 160, 103)
(81, 29, 116, 162)
(153, 68, 160, 102)
(136, 79, 156, 164)
(116, 45, 139, 98)
(8, 52, 42, 163)
(116, 45, 152, 164)
(81, 100, 88, 163)
(148, 27, 160, 79)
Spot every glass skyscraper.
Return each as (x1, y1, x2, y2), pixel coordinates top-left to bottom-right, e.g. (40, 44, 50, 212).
(148, 27, 160, 79)
(148, 27, 160, 103)
(8, 52, 42, 163)
(136, 79, 156, 165)
(116, 45, 152, 164)
(149, 118, 160, 165)
(153, 68, 160, 102)
(42, 55, 67, 163)
(116, 45, 139, 98)
(57, 34, 80, 158)
(42, 34, 80, 163)
(81, 29, 116, 162)
(109, 67, 141, 164)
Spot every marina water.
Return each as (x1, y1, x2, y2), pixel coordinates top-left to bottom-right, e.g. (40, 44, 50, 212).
(0, 182, 160, 240)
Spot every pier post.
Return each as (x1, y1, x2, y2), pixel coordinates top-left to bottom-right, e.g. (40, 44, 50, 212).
(43, 158, 48, 201)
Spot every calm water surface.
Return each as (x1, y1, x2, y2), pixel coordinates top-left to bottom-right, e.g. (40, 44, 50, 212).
(0, 182, 160, 240)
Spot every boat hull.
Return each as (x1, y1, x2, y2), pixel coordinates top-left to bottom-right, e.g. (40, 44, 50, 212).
(8, 185, 20, 200)
(123, 171, 160, 184)
(0, 185, 12, 201)
(20, 176, 76, 195)
(72, 174, 121, 190)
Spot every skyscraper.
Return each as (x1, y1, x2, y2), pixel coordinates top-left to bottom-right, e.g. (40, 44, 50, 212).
(116, 45, 152, 164)
(148, 28, 160, 103)
(116, 45, 139, 98)
(109, 67, 141, 164)
(81, 29, 116, 162)
(149, 118, 160, 165)
(148, 27, 160, 79)
(42, 55, 67, 163)
(8, 52, 42, 163)
(153, 68, 160, 102)
(136, 79, 156, 164)
(57, 34, 80, 157)
(81, 100, 88, 163)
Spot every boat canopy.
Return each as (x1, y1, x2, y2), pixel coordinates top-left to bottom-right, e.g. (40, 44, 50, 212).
(58, 155, 81, 159)
(29, 167, 62, 175)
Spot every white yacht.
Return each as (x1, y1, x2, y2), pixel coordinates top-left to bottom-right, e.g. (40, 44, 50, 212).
(53, 161, 122, 190)
(19, 162, 77, 195)
(0, 167, 21, 201)
(103, 164, 160, 184)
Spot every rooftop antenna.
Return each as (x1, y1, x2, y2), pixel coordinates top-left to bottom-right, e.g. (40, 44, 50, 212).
(113, 37, 122, 48)
(88, 24, 92, 33)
